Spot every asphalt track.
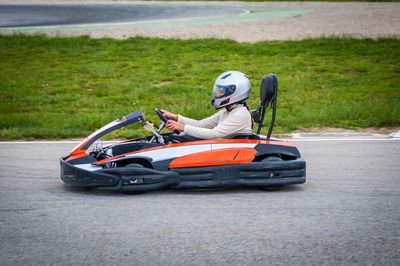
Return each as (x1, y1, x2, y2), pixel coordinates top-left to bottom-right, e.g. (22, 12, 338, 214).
(0, 4, 246, 28)
(0, 4, 310, 31)
(0, 139, 399, 265)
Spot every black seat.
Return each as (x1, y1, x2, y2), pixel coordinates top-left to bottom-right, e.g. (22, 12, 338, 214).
(166, 133, 204, 143)
(230, 133, 260, 140)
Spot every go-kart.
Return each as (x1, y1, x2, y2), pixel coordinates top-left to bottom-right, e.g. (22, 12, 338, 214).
(60, 74, 306, 192)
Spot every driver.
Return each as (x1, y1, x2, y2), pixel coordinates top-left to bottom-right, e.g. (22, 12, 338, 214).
(162, 71, 252, 139)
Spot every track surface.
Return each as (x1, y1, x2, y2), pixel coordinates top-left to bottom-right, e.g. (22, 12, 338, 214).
(1, 1, 399, 42)
(0, 4, 245, 28)
(1, 140, 399, 265)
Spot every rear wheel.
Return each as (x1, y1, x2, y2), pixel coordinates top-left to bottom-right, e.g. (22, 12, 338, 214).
(260, 155, 284, 191)
(261, 155, 282, 162)
(261, 185, 283, 191)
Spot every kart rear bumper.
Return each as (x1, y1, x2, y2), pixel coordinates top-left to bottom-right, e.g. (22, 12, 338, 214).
(60, 158, 305, 192)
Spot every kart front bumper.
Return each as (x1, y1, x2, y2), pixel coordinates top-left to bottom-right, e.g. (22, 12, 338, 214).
(60, 158, 180, 192)
(60, 158, 305, 192)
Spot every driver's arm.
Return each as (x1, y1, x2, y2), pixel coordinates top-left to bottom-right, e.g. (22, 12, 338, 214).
(178, 112, 220, 129)
(162, 109, 220, 129)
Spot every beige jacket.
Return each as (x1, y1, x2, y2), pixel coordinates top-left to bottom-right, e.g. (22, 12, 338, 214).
(177, 104, 252, 139)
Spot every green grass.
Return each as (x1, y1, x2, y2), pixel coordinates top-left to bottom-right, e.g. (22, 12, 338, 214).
(0, 35, 399, 140)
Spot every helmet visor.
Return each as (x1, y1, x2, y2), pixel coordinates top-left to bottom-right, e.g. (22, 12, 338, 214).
(212, 84, 236, 99)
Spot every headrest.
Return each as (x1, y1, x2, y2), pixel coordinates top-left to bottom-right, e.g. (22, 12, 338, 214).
(260, 74, 278, 107)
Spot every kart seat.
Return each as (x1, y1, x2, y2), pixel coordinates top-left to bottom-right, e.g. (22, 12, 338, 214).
(166, 133, 204, 143)
(230, 133, 260, 140)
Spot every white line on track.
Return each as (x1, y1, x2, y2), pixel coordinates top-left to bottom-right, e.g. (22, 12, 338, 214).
(289, 138, 400, 142)
(0, 138, 399, 145)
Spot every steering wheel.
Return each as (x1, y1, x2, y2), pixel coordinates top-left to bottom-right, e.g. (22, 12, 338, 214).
(155, 108, 168, 123)
(155, 108, 180, 134)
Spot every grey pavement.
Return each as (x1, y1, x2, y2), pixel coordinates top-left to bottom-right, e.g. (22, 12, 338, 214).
(0, 4, 245, 28)
(0, 139, 399, 265)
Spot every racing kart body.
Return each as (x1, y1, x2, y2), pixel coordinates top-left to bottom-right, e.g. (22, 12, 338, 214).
(60, 74, 306, 192)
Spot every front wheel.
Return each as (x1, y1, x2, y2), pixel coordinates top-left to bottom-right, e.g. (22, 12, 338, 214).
(125, 163, 144, 168)
(124, 163, 144, 184)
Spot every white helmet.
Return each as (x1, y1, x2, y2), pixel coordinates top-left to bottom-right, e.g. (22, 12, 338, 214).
(211, 71, 251, 110)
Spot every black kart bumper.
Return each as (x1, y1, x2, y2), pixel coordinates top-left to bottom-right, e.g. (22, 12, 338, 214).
(173, 159, 306, 189)
(60, 158, 180, 192)
(60, 158, 305, 192)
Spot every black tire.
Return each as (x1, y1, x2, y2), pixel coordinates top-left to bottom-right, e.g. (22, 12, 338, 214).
(124, 163, 145, 185)
(260, 155, 284, 191)
(261, 155, 283, 162)
(124, 163, 144, 168)
(261, 185, 284, 191)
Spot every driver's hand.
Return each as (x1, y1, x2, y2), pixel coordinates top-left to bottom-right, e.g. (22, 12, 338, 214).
(161, 110, 177, 121)
(166, 120, 184, 132)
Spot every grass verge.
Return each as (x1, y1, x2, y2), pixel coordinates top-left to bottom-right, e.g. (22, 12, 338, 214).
(0, 35, 399, 140)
